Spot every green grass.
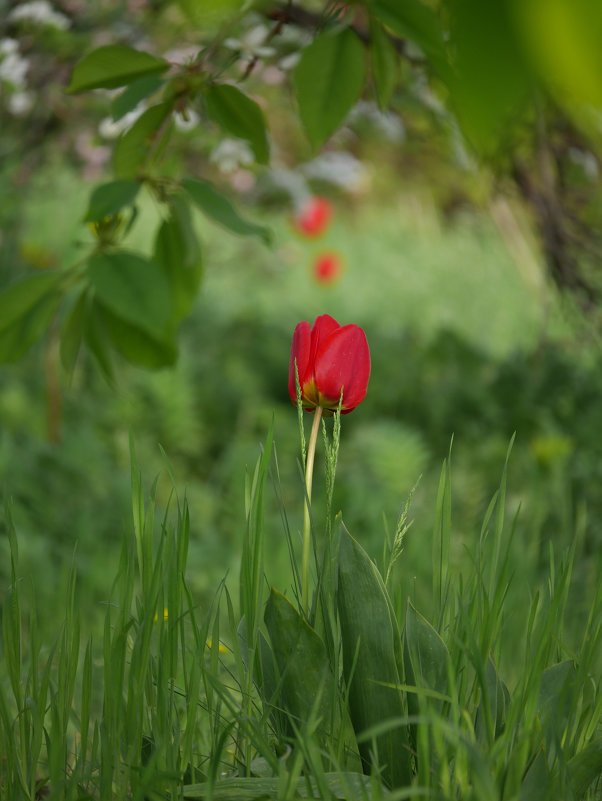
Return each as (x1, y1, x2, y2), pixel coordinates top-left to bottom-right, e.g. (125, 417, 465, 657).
(1, 414, 601, 799)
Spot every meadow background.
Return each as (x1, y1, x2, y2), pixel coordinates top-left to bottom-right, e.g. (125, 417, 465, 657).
(1, 1, 601, 797)
(3, 157, 600, 671)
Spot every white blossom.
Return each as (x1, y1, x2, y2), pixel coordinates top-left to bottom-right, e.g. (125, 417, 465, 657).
(99, 106, 145, 139)
(8, 1, 71, 30)
(301, 152, 368, 192)
(0, 41, 29, 88)
(210, 138, 254, 173)
(174, 109, 200, 132)
(224, 24, 275, 61)
(8, 90, 34, 115)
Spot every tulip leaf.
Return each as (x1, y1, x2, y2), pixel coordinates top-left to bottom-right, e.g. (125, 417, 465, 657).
(475, 655, 510, 743)
(87, 251, 173, 335)
(567, 737, 602, 799)
(404, 601, 450, 706)
(84, 180, 141, 223)
(264, 588, 336, 738)
(294, 27, 366, 151)
(204, 83, 269, 164)
(113, 102, 173, 179)
(153, 197, 203, 322)
(337, 522, 412, 789)
(67, 44, 169, 93)
(182, 177, 271, 245)
(536, 660, 576, 752)
(519, 749, 552, 801)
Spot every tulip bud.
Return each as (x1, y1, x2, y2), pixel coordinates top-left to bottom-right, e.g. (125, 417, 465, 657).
(288, 314, 370, 415)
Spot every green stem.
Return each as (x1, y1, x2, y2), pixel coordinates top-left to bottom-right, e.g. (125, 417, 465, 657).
(302, 406, 323, 613)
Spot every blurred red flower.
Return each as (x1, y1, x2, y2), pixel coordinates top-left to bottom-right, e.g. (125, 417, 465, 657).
(313, 251, 343, 284)
(292, 196, 332, 237)
(288, 314, 370, 415)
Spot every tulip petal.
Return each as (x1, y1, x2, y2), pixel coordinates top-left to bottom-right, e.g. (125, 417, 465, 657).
(288, 321, 312, 403)
(314, 324, 371, 412)
(309, 314, 340, 371)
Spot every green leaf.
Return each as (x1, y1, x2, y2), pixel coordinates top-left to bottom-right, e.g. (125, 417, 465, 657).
(517, 0, 602, 109)
(370, 19, 399, 109)
(475, 656, 510, 743)
(205, 83, 269, 164)
(264, 588, 335, 737)
(520, 749, 553, 801)
(87, 251, 173, 334)
(0, 272, 64, 362)
(182, 178, 271, 245)
(113, 102, 173, 179)
(448, 0, 531, 153)
(111, 74, 165, 121)
(0, 271, 64, 332)
(96, 302, 177, 368)
(83, 297, 114, 382)
(567, 737, 602, 798)
(60, 289, 87, 379)
(153, 197, 203, 321)
(404, 601, 450, 702)
(67, 44, 169, 93)
(369, 0, 450, 82)
(536, 660, 576, 751)
(293, 27, 366, 150)
(337, 522, 412, 789)
(403, 600, 450, 754)
(84, 180, 141, 223)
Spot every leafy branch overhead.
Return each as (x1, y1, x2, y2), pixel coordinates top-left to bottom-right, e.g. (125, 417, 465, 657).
(1, 0, 601, 375)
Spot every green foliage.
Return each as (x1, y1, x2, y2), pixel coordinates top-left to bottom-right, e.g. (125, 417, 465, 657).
(368, 0, 450, 82)
(1, 426, 600, 799)
(294, 26, 367, 150)
(183, 178, 272, 245)
(337, 523, 413, 789)
(204, 83, 270, 165)
(88, 251, 173, 334)
(66, 44, 169, 93)
(113, 101, 174, 178)
(84, 180, 141, 223)
(0, 272, 65, 362)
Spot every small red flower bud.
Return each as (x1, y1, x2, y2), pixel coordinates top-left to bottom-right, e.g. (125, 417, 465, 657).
(313, 250, 343, 284)
(292, 196, 332, 238)
(288, 314, 370, 415)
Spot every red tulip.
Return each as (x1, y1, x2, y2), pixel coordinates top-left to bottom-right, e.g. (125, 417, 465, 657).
(288, 314, 370, 415)
(292, 196, 332, 237)
(313, 250, 343, 284)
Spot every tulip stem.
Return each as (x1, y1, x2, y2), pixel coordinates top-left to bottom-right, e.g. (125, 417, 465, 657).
(302, 405, 322, 613)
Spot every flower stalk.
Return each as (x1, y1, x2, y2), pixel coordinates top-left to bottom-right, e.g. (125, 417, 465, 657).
(301, 405, 322, 612)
